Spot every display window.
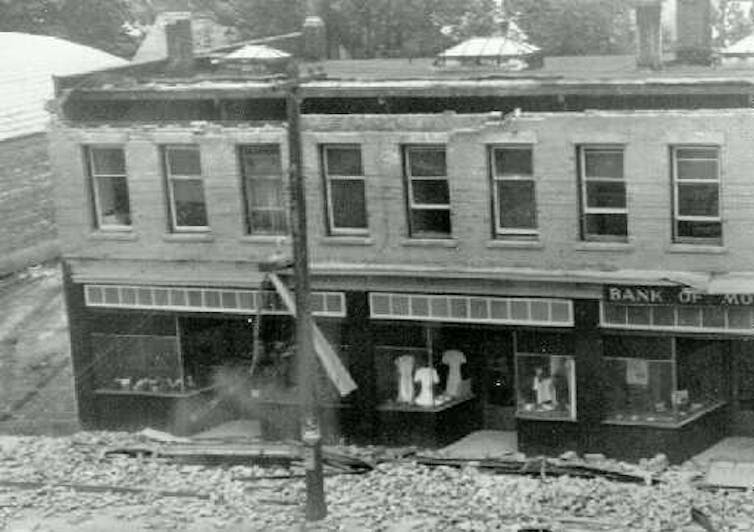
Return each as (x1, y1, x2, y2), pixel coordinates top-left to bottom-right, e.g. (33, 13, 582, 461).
(603, 335, 726, 426)
(514, 332, 576, 420)
(374, 324, 475, 411)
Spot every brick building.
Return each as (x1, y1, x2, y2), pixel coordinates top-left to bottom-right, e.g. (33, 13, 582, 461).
(50, 3, 754, 462)
(0, 32, 127, 275)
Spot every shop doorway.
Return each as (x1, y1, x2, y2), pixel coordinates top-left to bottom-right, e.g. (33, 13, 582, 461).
(732, 339, 754, 435)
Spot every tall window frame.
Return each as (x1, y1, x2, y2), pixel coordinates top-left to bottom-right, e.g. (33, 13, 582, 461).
(403, 145, 451, 239)
(671, 145, 722, 244)
(85, 146, 132, 230)
(322, 144, 368, 235)
(578, 145, 628, 241)
(489, 145, 538, 239)
(238, 144, 288, 235)
(162, 145, 209, 232)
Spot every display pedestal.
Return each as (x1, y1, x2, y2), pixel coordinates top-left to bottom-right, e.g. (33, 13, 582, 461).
(376, 395, 481, 447)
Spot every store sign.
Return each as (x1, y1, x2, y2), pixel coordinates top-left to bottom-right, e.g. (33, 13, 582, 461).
(604, 285, 754, 306)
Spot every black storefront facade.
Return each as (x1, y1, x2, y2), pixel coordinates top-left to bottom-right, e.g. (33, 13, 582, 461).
(64, 263, 754, 463)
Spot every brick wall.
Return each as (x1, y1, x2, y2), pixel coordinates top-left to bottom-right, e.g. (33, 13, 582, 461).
(49, 109, 754, 283)
(0, 133, 59, 274)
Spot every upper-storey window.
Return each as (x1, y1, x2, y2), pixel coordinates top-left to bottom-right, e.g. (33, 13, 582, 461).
(404, 145, 451, 238)
(163, 145, 208, 231)
(490, 145, 537, 239)
(322, 145, 368, 235)
(578, 146, 627, 241)
(672, 146, 722, 244)
(86, 146, 131, 229)
(239, 145, 287, 235)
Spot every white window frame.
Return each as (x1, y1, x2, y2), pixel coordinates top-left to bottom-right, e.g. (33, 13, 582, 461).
(163, 145, 209, 232)
(86, 145, 131, 231)
(490, 145, 538, 238)
(322, 144, 368, 236)
(404, 145, 451, 238)
(239, 144, 288, 235)
(578, 145, 627, 241)
(671, 145, 722, 244)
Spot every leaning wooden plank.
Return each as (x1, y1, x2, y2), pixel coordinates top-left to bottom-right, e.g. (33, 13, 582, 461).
(0, 480, 208, 499)
(268, 273, 357, 396)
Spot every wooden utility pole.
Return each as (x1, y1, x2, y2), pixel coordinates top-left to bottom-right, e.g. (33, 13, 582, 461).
(285, 60, 327, 521)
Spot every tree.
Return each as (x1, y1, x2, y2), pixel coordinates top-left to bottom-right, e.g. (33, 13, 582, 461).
(713, 0, 754, 48)
(508, 0, 634, 56)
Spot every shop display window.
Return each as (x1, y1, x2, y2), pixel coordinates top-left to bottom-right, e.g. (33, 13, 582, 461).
(603, 335, 726, 426)
(515, 332, 576, 420)
(375, 324, 474, 411)
(91, 333, 190, 394)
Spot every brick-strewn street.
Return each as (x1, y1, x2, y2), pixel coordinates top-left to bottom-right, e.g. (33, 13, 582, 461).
(0, 264, 78, 435)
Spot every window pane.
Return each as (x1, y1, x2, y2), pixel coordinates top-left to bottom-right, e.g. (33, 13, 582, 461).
(677, 159, 718, 180)
(408, 148, 446, 176)
(585, 213, 627, 237)
(167, 147, 201, 175)
(250, 211, 287, 233)
(326, 147, 362, 175)
(331, 180, 367, 229)
(497, 180, 536, 229)
(247, 178, 283, 208)
(678, 183, 719, 216)
(584, 150, 623, 178)
(172, 179, 207, 226)
(95, 176, 131, 226)
(240, 145, 281, 175)
(412, 180, 449, 205)
(494, 148, 532, 176)
(91, 148, 125, 175)
(676, 148, 718, 159)
(677, 220, 721, 239)
(586, 181, 626, 209)
(410, 209, 451, 236)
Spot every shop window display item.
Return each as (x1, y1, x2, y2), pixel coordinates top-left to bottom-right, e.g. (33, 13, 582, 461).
(516, 353, 576, 420)
(414, 366, 440, 407)
(395, 354, 416, 403)
(442, 349, 467, 397)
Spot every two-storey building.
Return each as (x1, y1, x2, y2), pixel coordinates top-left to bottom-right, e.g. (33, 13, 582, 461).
(50, 5, 754, 462)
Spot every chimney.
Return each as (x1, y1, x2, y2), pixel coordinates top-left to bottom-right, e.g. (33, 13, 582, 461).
(154, 0, 194, 73)
(302, 0, 326, 62)
(632, 0, 664, 69)
(676, 0, 712, 64)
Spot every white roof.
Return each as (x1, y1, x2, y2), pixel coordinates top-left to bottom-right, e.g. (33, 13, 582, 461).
(0, 32, 128, 141)
(223, 44, 291, 61)
(722, 34, 754, 55)
(439, 36, 539, 59)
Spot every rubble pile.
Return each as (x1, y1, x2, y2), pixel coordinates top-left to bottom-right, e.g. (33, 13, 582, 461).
(2, 432, 754, 531)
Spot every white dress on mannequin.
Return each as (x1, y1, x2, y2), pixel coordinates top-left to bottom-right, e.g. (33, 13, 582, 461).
(395, 355, 415, 403)
(442, 350, 466, 397)
(414, 366, 439, 407)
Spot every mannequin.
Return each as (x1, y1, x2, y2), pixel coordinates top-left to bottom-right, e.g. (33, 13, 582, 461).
(442, 349, 466, 397)
(395, 354, 415, 403)
(414, 366, 439, 407)
(532, 367, 556, 408)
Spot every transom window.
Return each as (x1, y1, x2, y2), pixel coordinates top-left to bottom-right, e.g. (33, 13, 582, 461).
(404, 145, 451, 238)
(163, 145, 208, 231)
(322, 145, 368, 234)
(578, 146, 627, 241)
(672, 146, 721, 244)
(239, 144, 287, 235)
(490, 145, 537, 238)
(86, 146, 131, 229)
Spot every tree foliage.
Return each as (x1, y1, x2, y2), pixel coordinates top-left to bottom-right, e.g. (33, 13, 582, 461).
(713, 0, 754, 48)
(508, 0, 634, 56)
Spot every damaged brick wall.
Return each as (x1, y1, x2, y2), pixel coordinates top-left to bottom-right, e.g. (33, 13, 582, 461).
(0, 133, 59, 274)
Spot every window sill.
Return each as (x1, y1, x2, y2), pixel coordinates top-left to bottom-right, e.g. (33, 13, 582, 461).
(667, 243, 727, 255)
(400, 238, 458, 248)
(486, 239, 543, 250)
(162, 232, 215, 243)
(88, 230, 138, 241)
(239, 235, 287, 244)
(574, 241, 634, 252)
(320, 236, 374, 246)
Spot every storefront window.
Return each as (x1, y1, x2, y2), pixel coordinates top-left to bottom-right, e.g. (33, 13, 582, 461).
(375, 324, 474, 411)
(515, 332, 576, 420)
(603, 335, 726, 425)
